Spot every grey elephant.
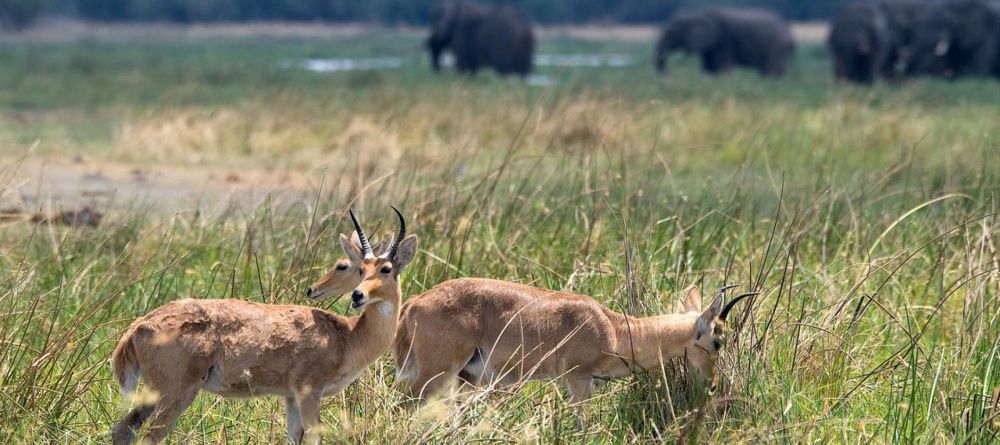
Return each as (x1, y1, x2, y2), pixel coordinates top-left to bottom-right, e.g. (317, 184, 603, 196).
(829, 0, 933, 84)
(427, 1, 535, 76)
(654, 7, 795, 77)
(829, 1, 891, 83)
(880, 0, 933, 79)
(906, 0, 1000, 78)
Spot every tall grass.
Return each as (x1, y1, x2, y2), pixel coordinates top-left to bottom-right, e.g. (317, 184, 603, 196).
(0, 31, 998, 443)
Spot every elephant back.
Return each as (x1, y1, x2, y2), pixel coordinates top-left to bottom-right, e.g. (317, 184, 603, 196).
(829, 1, 890, 55)
(713, 7, 793, 48)
(475, 4, 535, 75)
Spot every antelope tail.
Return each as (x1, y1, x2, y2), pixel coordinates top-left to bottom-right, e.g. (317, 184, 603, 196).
(111, 328, 141, 398)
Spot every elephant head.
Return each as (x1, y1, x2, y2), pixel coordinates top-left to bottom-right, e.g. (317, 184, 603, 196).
(907, 13, 955, 76)
(427, 2, 460, 71)
(830, 17, 877, 56)
(906, 0, 1000, 78)
(655, 12, 721, 73)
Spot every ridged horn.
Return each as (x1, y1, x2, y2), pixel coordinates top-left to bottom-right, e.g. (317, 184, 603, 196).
(715, 284, 740, 300)
(719, 292, 759, 322)
(349, 209, 374, 259)
(382, 206, 406, 260)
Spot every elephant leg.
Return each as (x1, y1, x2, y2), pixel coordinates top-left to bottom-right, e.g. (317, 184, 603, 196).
(867, 57, 880, 83)
(457, 61, 479, 76)
(718, 52, 734, 73)
(429, 47, 444, 72)
(961, 46, 997, 77)
(762, 49, 789, 78)
(701, 49, 731, 74)
(882, 51, 900, 80)
(760, 61, 778, 78)
(857, 54, 876, 84)
(834, 57, 848, 82)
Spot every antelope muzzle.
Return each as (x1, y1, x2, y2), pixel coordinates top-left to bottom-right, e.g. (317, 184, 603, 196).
(350, 289, 367, 309)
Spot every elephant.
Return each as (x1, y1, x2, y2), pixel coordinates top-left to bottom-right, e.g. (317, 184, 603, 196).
(879, 0, 933, 79)
(829, 1, 892, 84)
(426, 1, 535, 77)
(906, 0, 1000, 79)
(654, 7, 795, 77)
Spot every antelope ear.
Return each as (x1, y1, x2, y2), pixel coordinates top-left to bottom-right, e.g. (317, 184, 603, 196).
(696, 293, 723, 336)
(371, 236, 389, 257)
(340, 233, 363, 263)
(392, 235, 419, 270)
(683, 285, 703, 313)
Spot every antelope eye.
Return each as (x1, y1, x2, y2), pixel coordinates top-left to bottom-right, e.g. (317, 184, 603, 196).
(335, 263, 349, 271)
(381, 266, 392, 274)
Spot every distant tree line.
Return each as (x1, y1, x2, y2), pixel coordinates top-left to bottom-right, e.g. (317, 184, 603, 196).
(4, 0, 848, 29)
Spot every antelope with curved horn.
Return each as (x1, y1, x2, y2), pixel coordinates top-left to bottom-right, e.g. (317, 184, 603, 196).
(394, 279, 756, 405)
(111, 207, 418, 445)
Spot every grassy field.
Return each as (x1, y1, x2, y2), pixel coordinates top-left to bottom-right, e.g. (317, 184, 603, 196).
(1, 28, 999, 443)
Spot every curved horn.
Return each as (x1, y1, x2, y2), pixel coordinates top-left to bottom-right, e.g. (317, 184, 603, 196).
(719, 292, 759, 322)
(382, 205, 406, 260)
(349, 209, 374, 259)
(715, 284, 739, 299)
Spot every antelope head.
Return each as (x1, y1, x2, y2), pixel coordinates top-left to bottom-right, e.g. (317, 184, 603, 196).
(306, 233, 388, 300)
(347, 206, 418, 311)
(683, 285, 758, 386)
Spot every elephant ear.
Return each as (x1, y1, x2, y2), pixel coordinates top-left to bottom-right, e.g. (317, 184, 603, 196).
(685, 16, 720, 52)
(430, 2, 459, 43)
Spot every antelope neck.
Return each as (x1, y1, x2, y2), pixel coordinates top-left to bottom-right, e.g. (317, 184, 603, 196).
(614, 313, 697, 371)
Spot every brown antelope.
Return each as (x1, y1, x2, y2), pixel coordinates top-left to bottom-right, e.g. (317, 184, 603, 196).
(394, 279, 755, 405)
(111, 208, 417, 445)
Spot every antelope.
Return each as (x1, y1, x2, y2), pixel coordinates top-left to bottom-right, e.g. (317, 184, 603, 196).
(394, 279, 755, 405)
(111, 207, 417, 445)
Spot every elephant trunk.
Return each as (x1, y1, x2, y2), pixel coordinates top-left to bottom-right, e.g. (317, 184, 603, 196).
(427, 38, 444, 72)
(655, 40, 671, 74)
(655, 55, 667, 73)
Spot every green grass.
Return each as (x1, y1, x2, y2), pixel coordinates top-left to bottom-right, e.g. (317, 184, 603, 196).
(1, 30, 999, 443)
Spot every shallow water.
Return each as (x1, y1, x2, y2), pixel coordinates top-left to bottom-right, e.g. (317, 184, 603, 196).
(526, 74, 557, 87)
(284, 53, 635, 74)
(297, 57, 408, 73)
(534, 53, 633, 67)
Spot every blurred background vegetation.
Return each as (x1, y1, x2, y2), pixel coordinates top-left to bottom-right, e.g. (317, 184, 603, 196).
(4, 0, 846, 30)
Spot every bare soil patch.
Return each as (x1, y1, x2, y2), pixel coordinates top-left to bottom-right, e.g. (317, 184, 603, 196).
(0, 155, 316, 217)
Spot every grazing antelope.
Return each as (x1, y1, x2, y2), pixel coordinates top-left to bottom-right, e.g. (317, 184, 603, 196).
(111, 208, 417, 445)
(394, 279, 755, 405)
